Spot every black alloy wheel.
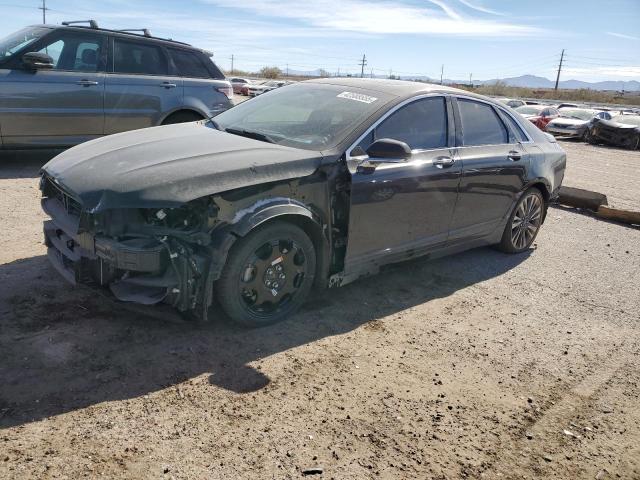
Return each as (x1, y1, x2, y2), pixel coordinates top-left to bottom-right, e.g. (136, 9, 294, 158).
(216, 221, 316, 327)
(498, 188, 545, 253)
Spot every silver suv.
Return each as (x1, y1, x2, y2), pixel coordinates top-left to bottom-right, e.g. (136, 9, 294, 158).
(0, 21, 232, 149)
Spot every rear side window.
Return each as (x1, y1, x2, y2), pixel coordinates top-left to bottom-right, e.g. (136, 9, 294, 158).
(113, 39, 167, 75)
(373, 97, 448, 150)
(458, 99, 508, 146)
(169, 49, 211, 78)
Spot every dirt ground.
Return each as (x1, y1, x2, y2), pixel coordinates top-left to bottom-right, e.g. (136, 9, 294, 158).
(0, 141, 639, 480)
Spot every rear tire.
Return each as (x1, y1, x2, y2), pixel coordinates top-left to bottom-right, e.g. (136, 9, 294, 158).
(216, 221, 316, 328)
(497, 188, 545, 254)
(162, 111, 204, 125)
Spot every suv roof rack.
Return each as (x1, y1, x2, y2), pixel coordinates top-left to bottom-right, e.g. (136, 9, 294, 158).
(60, 20, 191, 46)
(118, 28, 152, 38)
(61, 20, 99, 29)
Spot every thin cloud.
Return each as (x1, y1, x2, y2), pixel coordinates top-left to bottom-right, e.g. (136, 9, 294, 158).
(457, 0, 505, 16)
(606, 32, 640, 41)
(201, 0, 541, 37)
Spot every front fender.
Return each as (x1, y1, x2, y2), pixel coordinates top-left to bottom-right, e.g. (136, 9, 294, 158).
(230, 197, 318, 237)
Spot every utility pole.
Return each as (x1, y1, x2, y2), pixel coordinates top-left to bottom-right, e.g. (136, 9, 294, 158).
(469, 73, 472, 87)
(554, 49, 565, 91)
(286, 64, 289, 77)
(39, 0, 49, 24)
(229, 54, 234, 74)
(440, 64, 444, 85)
(359, 54, 367, 78)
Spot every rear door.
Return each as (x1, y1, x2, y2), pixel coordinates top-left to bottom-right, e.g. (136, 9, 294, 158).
(168, 48, 230, 117)
(0, 29, 106, 147)
(448, 97, 530, 241)
(104, 37, 183, 134)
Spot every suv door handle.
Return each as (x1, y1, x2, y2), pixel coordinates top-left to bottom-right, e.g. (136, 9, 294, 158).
(433, 156, 455, 168)
(508, 150, 522, 161)
(76, 79, 99, 86)
(161, 82, 177, 88)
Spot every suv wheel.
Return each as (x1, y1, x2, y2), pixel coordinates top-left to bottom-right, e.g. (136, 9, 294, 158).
(497, 188, 545, 254)
(162, 111, 203, 125)
(216, 221, 316, 328)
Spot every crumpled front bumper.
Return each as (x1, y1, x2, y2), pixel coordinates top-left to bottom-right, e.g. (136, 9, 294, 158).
(43, 197, 178, 305)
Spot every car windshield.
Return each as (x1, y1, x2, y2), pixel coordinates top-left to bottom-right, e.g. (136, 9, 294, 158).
(515, 105, 544, 115)
(0, 26, 49, 60)
(211, 83, 392, 150)
(612, 115, 640, 126)
(559, 109, 594, 121)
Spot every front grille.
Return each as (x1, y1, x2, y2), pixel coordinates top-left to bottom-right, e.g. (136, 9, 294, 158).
(43, 176, 83, 217)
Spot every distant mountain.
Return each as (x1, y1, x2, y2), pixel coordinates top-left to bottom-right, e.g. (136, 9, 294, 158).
(283, 69, 639, 91)
(476, 75, 640, 91)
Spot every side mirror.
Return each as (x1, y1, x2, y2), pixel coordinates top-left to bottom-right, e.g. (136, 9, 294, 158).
(23, 52, 54, 70)
(365, 138, 412, 163)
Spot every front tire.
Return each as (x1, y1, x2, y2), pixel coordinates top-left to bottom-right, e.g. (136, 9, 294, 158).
(497, 188, 545, 254)
(216, 221, 316, 328)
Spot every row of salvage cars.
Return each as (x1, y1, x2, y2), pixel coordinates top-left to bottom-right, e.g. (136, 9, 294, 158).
(498, 98, 640, 150)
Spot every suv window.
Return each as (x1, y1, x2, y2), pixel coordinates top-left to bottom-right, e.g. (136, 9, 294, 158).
(458, 99, 508, 146)
(35, 32, 103, 71)
(113, 39, 167, 75)
(169, 49, 211, 78)
(365, 97, 448, 150)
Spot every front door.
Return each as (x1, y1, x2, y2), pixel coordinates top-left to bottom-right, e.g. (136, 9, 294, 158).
(345, 96, 462, 271)
(448, 97, 530, 241)
(0, 30, 106, 148)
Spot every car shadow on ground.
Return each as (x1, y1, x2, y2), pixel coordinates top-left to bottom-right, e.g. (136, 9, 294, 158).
(0, 246, 530, 429)
(0, 150, 63, 180)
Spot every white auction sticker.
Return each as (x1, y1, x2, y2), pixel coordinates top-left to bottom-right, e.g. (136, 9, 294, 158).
(337, 91, 378, 104)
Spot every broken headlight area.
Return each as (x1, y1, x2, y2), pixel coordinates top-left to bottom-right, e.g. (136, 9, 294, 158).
(43, 194, 220, 315)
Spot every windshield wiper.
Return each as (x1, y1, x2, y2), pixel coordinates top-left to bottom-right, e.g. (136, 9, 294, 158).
(225, 127, 276, 144)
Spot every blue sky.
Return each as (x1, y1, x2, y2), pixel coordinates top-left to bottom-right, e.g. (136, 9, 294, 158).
(1, 0, 639, 83)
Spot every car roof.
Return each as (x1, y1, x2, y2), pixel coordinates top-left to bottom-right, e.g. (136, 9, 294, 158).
(304, 77, 485, 100)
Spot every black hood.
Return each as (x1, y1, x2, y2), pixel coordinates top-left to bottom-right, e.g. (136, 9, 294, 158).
(42, 122, 324, 212)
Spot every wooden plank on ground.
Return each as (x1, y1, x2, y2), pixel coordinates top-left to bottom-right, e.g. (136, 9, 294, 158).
(596, 206, 640, 226)
(558, 186, 608, 211)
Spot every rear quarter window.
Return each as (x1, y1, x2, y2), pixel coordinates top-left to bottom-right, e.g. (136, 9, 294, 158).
(169, 49, 213, 78)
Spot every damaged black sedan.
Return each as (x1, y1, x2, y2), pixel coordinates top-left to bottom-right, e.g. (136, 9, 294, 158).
(586, 114, 640, 150)
(41, 78, 566, 327)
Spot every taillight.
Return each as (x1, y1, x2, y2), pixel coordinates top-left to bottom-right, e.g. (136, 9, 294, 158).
(216, 84, 233, 99)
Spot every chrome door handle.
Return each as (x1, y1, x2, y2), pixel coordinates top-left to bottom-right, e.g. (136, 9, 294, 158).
(508, 150, 522, 161)
(161, 82, 177, 88)
(433, 156, 455, 168)
(76, 80, 99, 86)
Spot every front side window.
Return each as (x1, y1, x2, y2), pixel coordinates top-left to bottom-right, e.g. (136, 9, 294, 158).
(113, 39, 167, 75)
(370, 97, 448, 150)
(169, 49, 210, 78)
(34, 33, 103, 71)
(458, 99, 508, 146)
